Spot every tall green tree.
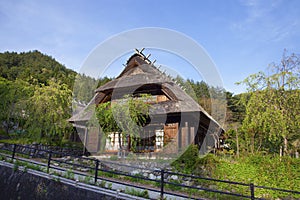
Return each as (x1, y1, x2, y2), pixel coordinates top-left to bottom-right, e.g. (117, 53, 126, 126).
(0, 77, 33, 133)
(238, 50, 300, 154)
(24, 80, 72, 143)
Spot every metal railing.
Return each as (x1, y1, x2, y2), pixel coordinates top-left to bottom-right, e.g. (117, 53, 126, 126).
(0, 143, 299, 200)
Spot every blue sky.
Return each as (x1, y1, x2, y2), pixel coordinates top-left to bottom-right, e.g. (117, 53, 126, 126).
(0, 0, 300, 94)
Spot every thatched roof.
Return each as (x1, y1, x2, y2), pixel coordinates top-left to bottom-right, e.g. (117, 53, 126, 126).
(95, 54, 212, 115)
(69, 53, 223, 132)
(95, 54, 172, 92)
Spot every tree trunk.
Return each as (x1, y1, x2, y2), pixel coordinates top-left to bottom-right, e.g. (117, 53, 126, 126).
(280, 146, 282, 157)
(251, 134, 255, 154)
(118, 132, 122, 149)
(283, 137, 288, 156)
(236, 130, 239, 158)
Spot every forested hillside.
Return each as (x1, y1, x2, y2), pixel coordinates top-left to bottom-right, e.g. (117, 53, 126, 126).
(0, 51, 111, 145)
(0, 50, 76, 88)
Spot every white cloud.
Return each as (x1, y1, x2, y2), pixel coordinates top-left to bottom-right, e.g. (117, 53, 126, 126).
(232, 0, 299, 43)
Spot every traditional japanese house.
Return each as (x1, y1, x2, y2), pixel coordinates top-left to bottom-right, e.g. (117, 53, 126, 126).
(69, 50, 224, 154)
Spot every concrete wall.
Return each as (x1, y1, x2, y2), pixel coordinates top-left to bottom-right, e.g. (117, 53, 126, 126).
(0, 163, 118, 200)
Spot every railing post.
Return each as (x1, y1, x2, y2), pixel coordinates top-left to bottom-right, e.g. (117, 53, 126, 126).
(94, 160, 99, 184)
(250, 183, 255, 200)
(12, 144, 17, 161)
(47, 152, 52, 173)
(160, 169, 164, 200)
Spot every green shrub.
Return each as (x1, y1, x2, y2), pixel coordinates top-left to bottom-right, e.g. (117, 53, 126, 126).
(84, 176, 93, 184)
(13, 162, 19, 171)
(171, 145, 219, 176)
(65, 170, 75, 180)
(171, 145, 200, 174)
(109, 155, 118, 161)
(124, 187, 149, 198)
(0, 129, 9, 137)
(212, 154, 300, 199)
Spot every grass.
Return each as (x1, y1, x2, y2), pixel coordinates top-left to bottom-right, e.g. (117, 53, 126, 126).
(212, 154, 300, 199)
(0, 137, 83, 149)
(124, 187, 149, 198)
(84, 175, 93, 184)
(65, 169, 75, 180)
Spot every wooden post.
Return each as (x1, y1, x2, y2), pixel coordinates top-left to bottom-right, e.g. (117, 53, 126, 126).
(178, 126, 182, 151)
(187, 122, 192, 146)
(12, 144, 16, 161)
(94, 160, 99, 184)
(47, 152, 52, 173)
(160, 169, 164, 199)
(250, 183, 255, 200)
(83, 128, 88, 155)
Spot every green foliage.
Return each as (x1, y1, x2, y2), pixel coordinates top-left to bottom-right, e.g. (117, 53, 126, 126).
(0, 77, 33, 134)
(226, 92, 246, 124)
(124, 187, 149, 198)
(0, 51, 75, 144)
(96, 94, 151, 150)
(238, 50, 300, 154)
(174, 76, 228, 124)
(65, 169, 75, 180)
(84, 175, 93, 184)
(0, 50, 113, 145)
(109, 155, 118, 161)
(166, 179, 182, 191)
(107, 182, 112, 189)
(13, 162, 19, 171)
(73, 74, 111, 103)
(213, 154, 300, 199)
(0, 50, 76, 89)
(171, 145, 219, 176)
(23, 80, 73, 144)
(98, 180, 106, 188)
(0, 129, 9, 138)
(96, 102, 120, 134)
(171, 145, 200, 174)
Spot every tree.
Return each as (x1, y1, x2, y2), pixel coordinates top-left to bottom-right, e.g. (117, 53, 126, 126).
(73, 74, 112, 104)
(24, 80, 73, 143)
(0, 77, 33, 133)
(96, 94, 151, 151)
(238, 50, 300, 154)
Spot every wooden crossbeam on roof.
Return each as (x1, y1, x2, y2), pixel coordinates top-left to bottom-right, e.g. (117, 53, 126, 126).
(134, 48, 153, 64)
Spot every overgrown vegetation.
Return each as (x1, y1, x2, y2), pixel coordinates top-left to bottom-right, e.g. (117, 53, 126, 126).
(0, 50, 111, 145)
(216, 155, 300, 198)
(227, 50, 300, 156)
(171, 145, 300, 199)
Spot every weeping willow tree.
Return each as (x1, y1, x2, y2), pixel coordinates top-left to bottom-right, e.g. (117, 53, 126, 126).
(96, 94, 151, 151)
(24, 80, 73, 144)
(238, 50, 300, 155)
